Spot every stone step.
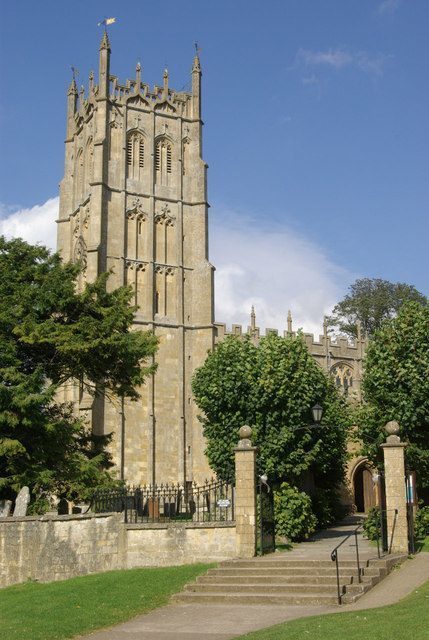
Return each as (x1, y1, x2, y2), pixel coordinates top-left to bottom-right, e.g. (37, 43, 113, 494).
(206, 567, 381, 578)
(197, 574, 355, 585)
(222, 559, 368, 568)
(185, 582, 349, 595)
(172, 552, 406, 607)
(172, 591, 340, 606)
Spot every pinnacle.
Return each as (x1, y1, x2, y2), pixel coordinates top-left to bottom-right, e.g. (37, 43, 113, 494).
(100, 30, 111, 51)
(67, 77, 77, 95)
(192, 54, 201, 72)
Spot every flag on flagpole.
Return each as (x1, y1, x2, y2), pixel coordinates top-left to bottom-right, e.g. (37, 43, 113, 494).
(98, 17, 116, 27)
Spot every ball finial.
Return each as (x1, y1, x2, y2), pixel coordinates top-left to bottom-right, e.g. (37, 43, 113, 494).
(239, 425, 252, 440)
(385, 420, 400, 437)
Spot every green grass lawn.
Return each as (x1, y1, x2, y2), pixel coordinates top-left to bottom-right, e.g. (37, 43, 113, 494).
(417, 536, 429, 552)
(0, 564, 213, 640)
(237, 579, 429, 640)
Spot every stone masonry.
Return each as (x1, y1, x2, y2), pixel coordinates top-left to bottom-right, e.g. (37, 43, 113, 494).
(381, 421, 409, 554)
(0, 514, 236, 588)
(234, 426, 257, 558)
(57, 35, 367, 488)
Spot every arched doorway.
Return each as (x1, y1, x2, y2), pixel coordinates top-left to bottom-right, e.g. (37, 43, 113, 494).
(353, 461, 377, 513)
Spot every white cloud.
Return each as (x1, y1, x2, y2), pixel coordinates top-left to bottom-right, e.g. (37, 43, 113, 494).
(0, 197, 59, 251)
(297, 48, 353, 70)
(378, 0, 401, 15)
(0, 197, 352, 337)
(296, 48, 392, 77)
(211, 207, 352, 336)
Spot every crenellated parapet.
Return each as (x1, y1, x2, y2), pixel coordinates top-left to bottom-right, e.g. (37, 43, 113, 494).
(214, 309, 368, 401)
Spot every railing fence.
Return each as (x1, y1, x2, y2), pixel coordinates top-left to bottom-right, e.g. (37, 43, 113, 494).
(92, 479, 235, 524)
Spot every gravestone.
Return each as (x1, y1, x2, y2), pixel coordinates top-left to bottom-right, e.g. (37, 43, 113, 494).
(0, 500, 12, 518)
(13, 486, 30, 517)
(57, 498, 70, 515)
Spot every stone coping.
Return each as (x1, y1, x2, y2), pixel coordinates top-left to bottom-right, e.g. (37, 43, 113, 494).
(126, 521, 236, 530)
(0, 513, 236, 529)
(0, 512, 118, 523)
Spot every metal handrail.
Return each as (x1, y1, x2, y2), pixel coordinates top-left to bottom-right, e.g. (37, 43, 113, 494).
(330, 522, 363, 605)
(375, 508, 399, 557)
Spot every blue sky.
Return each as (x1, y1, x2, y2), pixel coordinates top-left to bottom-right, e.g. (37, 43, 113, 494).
(0, 0, 428, 333)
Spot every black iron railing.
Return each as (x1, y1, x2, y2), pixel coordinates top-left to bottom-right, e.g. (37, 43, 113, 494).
(331, 509, 401, 604)
(330, 522, 363, 605)
(92, 479, 235, 524)
(375, 508, 399, 557)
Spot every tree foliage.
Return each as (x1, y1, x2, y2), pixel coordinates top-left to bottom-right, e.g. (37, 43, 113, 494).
(0, 237, 158, 508)
(355, 301, 429, 495)
(192, 333, 350, 494)
(328, 277, 426, 338)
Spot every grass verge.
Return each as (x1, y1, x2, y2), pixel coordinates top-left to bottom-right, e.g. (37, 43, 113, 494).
(237, 579, 429, 640)
(0, 564, 213, 640)
(416, 536, 429, 552)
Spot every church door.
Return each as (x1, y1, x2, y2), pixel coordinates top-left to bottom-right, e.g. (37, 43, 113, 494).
(353, 463, 376, 513)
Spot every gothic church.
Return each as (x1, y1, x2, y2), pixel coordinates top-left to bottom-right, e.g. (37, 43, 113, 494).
(57, 35, 366, 489)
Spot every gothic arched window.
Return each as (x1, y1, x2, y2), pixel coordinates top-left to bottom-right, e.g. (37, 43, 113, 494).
(126, 131, 144, 179)
(330, 362, 354, 397)
(155, 138, 172, 185)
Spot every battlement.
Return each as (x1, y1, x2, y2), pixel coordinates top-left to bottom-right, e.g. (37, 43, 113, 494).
(108, 73, 192, 111)
(214, 308, 368, 366)
(67, 34, 200, 130)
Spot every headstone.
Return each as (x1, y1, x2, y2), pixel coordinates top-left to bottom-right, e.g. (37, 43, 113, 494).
(57, 498, 69, 515)
(0, 500, 13, 518)
(13, 486, 30, 517)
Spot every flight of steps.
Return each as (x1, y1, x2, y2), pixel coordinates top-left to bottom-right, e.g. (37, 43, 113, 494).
(173, 555, 406, 606)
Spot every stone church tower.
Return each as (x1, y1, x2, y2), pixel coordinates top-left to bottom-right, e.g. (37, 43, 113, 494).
(57, 33, 214, 484)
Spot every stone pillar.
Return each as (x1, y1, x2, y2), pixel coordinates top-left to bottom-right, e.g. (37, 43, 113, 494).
(234, 425, 257, 558)
(381, 421, 408, 554)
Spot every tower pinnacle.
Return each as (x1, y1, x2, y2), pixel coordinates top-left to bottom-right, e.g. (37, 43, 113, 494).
(287, 310, 293, 334)
(67, 77, 77, 96)
(192, 44, 201, 119)
(163, 68, 169, 96)
(100, 30, 111, 51)
(136, 62, 141, 89)
(250, 305, 256, 331)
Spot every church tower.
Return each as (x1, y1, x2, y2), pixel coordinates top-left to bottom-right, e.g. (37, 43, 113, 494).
(57, 34, 214, 484)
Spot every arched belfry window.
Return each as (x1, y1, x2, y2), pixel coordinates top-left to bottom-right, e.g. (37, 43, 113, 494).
(330, 362, 354, 397)
(155, 138, 172, 186)
(126, 131, 144, 179)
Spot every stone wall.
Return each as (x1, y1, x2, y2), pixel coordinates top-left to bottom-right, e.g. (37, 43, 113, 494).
(0, 513, 236, 588)
(126, 522, 236, 568)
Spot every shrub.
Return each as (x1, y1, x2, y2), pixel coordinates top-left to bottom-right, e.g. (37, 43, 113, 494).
(312, 487, 349, 529)
(363, 506, 381, 541)
(274, 483, 317, 541)
(415, 504, 429, 540)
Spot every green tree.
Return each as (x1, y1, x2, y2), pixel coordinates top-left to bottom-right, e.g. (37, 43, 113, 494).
(192, 333, 349, 496)
(0, 237, 158, 510)
(328, 278, 426, 338)
(355, 301, 429, 497)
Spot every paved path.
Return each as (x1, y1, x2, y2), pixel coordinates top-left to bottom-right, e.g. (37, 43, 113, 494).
(80, 521, 429, 640)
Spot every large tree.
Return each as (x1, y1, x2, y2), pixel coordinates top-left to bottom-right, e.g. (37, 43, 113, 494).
(0, 237, 158, 511)
(355, 301, 429, 498)
(192, 332, 350, 494)
(328, 277, 426, 338)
